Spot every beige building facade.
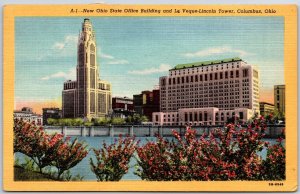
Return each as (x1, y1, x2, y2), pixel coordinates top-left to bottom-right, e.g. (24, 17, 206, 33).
(274, 85, 285, 114)
(259, 102, 275, 116)
(62, 19, 111, 119)
(153, 57, 259, 126)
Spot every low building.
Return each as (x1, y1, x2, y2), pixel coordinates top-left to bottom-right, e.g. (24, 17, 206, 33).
(42, 108, 62, 125)
(153, 107, 254, 126)
(14, 107, 43, 125)
(133, 89, 160, 121)
(112, 97, 134, 118)
(259, 102, 274, 116)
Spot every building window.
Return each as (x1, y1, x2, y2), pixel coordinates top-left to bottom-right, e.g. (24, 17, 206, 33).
(186, 76, 189, 83)
(191, 76, 193, 82)
(204, 112, 208, 121)
(220, 72, 223, 79)
(239, 112, 244, 120)
(173, 78, 176, 84)
(185, 113, 188, 122)
(243, 69, 249, 77)
(210, 73, 213, 80)
(199, 113, 202, 121)
(194, 112, 198, 121)
(177, 77, 180, 84)
(236, 70, 239, 78)
(225, 72, 228, 79)
(195, 75, 198, 82)
(200, 75, 203, 81)
(215, 73, 218, 80)
(182, 77, 185, 84)
(205, 74, 207, 81)
(189, 112, 193, 121)
(230, 71, 234, 78)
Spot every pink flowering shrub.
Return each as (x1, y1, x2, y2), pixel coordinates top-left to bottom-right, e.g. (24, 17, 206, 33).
(14, 119, 64, 172)
(51, 138, 88, 179)
(136, 116, 285, 181)
(135, 136, 175, 180)
(90, 135, 138, 181)
(14, 119, 88, 180)
(262, 137, 285, 180)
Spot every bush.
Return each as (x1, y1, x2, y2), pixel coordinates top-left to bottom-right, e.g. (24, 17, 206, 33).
(14, 119, 88, 180)
(135, 116, 285, 181)
(90, 135, 138, 181)
(14, 119, 64, 172)
(135, 136, 175, 180)
(51, 138, 88, 179)
(262, 137, 285, 180)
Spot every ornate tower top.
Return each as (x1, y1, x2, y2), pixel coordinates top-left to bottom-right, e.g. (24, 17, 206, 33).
(80, 18, 95, 43)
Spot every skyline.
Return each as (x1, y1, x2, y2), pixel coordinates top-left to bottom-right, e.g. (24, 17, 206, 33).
(15, 17, 284, 114)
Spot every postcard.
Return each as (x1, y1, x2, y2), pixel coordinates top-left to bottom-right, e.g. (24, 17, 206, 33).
(3, 4, 297, 191)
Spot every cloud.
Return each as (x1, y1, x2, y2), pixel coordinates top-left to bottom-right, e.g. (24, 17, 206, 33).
(100, 52, 115, 59)
(52, 35, 78, 50)
(99, 51, 129, 64)
(106, 59, 129, 65)
(183, 46, 252, 58)
(41, 68, 76, 81)
(128, 64, 171, 75)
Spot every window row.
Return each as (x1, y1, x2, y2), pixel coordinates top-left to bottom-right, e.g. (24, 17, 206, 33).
(162, 69, 249, 86)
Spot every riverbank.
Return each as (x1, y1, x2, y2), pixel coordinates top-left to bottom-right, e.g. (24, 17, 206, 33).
(14, 166, 55, 181)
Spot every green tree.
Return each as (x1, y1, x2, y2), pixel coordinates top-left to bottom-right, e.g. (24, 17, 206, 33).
(140, 115, 148, 123)
(74, 118, 84, 126)
(47, 118, 58, 126)
(264, 108, 285, 124)
(84, 121, 93, 127)
(125, 116, 132, 124)
(93, 117, 110, 126)
(111, 117, 126, 125)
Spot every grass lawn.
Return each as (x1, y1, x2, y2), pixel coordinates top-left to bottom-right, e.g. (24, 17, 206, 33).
(14, 166, 55, 181)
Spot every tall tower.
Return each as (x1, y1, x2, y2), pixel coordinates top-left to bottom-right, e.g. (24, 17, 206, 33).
(62, 18, 111, 120)
(77, 18, 99, 118)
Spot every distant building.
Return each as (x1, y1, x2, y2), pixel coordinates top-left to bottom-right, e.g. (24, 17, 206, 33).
(153, 57, 259, 126)
(133, 94, 143, 115)
(14, 107, 42, 125)
(112, 97, 134, 118)
(133, 89, 160, 121)
(62, 18, 111, 120)
(42, 108, 62, 125)
(259, 102, 274, 116)
(274, 85, 285, 114)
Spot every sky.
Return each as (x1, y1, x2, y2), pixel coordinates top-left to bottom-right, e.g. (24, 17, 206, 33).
(15, 16, 284, 114)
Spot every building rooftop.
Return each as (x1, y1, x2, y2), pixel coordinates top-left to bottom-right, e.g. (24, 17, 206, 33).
(171, 57, 242, 70)
(259, 102, 275, 106)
